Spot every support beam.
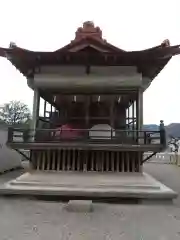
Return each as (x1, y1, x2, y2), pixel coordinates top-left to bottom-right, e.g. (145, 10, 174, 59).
(136, 89, 143, 143)
(132, 99, 135, 139)
(85, 96, 90, 128)
(127, 104, 130, 128)
(110, 98, 115, 128)
(31, 88, 40, 140)
(50, 104, 53, 116)
(43, 100, 47, 118)
(138, 88, 143, 129)
(136, 94, 139, 132)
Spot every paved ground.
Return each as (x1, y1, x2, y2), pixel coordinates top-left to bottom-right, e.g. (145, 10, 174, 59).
(0, 163, 180, 239)
(144, 163, 180, 207)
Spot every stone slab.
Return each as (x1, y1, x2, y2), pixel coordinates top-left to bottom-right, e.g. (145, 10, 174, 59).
(65, 200, 93, 212)
(0, 171, 177, 201)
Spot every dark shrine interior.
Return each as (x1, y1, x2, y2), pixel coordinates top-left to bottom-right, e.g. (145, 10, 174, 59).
(38, 91, 138, 131)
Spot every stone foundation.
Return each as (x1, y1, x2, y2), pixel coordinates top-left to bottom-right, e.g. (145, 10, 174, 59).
(0, 172, 177, 202)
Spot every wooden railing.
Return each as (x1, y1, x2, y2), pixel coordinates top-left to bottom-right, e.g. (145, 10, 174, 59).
(7, 127, 166, 146)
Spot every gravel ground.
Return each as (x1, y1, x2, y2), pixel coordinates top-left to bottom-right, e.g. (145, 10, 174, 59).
(0, 163, 180, 239)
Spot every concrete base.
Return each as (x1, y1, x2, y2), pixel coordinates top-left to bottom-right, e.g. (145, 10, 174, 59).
(65, 200, 93, 212)
(0, 171, 177, 202)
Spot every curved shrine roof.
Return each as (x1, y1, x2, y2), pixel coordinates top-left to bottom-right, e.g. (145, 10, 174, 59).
(0, 21, 180, 81)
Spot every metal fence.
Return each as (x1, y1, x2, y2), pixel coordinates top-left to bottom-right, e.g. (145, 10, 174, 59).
(144, 152, 180, 165)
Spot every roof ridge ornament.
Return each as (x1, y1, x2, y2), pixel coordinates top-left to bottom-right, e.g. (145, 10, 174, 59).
(161, 39, 170, 47)
(9, 42, 17, 49)
(74, 21, 104, 42)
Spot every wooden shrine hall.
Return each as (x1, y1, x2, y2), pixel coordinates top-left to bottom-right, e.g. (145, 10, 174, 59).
(0, 21, 180, 175)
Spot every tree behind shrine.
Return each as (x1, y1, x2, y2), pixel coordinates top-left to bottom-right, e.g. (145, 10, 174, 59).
(0, 100, 31, 126)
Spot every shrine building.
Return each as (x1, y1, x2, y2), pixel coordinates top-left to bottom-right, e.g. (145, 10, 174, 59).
(0, 21, 179, 200)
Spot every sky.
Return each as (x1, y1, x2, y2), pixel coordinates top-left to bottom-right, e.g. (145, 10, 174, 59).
(0, 0, 180, 125)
